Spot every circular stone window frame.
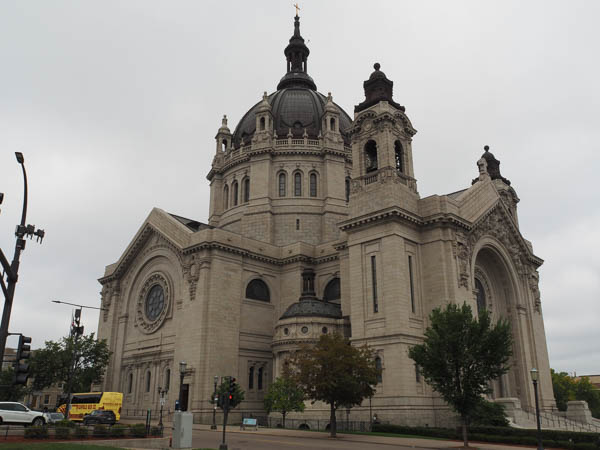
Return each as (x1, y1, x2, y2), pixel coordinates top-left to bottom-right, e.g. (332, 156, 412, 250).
(136, 273, 171, 334)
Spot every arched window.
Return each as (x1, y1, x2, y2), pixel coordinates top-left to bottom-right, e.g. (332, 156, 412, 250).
(248, 366, 254, 390)
(232, 181, 238, 206)
(323, 278, 341, 302)
(222, 139, 228, 152)
(165, 368, 170, 390)
(294, 172, 302, 196)
(260, 117, 265, 131)
(394, 140, 404, 173)
(145, 371, 151, 392)
(345, 177, 351, 202)
(364, 140, 378, 172)
(475, 278, 486, 316)
(223, 185, 229, 210)
(243, 178, 250, 203)
(258, 367, 264, 390)
(245, 279, 270, 302)
(278, 173, 287, 197)
(127, 373, 133, 394)
(330, 117, 335, 131)
(309, 173, 317, 197)
(375, 357, 383, 384)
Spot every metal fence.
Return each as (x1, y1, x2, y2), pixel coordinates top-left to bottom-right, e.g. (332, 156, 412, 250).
(264, 416, 374, 432)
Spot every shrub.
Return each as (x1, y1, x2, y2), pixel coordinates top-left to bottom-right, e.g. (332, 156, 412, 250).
(130, 423, 147, 438)
(93, 424, 109, 437)
(109, 424, 128, 438)
(54, 426, 71, 440)
(74, 425, 88, 439)
(150, 425, 162, 436)
(24, 425, 49, 439)
(469, 400, 509, 427)
(55, 419, 76, 428)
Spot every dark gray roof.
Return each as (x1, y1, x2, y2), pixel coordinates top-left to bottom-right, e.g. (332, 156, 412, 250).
(169, 213, 212, 232)
(232, 88, 352, 147)
(280, 299, 342, 320)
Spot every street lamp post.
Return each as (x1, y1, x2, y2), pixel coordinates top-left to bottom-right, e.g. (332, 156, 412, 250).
(51, 300, 107, 419)
(0, 152, 45, 365)
(157, 386, 167, 432)
(530, 368, 544, 450)
(178, 361, 187, 412)
(211, 375, 218, 430)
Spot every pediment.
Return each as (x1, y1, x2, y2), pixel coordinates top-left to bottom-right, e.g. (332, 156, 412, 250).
(100, 208, 192, 283)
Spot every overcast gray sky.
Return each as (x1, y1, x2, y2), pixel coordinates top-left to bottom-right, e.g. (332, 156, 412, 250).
(1, 0, 598, 375)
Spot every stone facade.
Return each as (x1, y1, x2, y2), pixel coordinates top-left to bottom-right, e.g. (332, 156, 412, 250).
(96, 16, 555, 427)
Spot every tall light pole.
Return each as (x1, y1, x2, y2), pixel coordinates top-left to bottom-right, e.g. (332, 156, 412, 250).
(157, 386, 167, 432)
(530, 368, 544, 450)
(0, 152, 45, 365)
(211, 375, 218, 430)
(51, 300, 106, 419)
(178, 361, 187, 411)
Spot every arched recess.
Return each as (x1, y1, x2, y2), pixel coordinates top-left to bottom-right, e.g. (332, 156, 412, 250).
(364, 140, 378, 172)
(471, 238, 525, 401)
(323, 277, 341, 303)
(245, 278, 271, 302)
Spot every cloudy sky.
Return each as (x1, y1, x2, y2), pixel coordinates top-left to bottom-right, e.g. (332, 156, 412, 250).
(1, 1, 598, 375)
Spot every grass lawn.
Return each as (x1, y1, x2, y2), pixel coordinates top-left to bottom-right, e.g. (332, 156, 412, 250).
(0, 444, 125, 450)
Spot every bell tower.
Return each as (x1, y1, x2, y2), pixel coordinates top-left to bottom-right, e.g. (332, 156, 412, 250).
(347, 63, 418, 219)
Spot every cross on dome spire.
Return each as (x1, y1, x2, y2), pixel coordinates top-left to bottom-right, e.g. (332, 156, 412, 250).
(277, 14, 317, 90)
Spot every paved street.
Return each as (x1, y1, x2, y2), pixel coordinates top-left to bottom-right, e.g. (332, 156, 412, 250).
(190, 426, 543, 450)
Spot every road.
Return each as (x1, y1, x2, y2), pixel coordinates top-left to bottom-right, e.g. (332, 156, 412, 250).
(192, 428, 423, 450)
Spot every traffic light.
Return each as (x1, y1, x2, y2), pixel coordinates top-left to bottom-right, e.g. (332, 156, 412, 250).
(71, 308, 84, 336)
(13, 335, 32, 385)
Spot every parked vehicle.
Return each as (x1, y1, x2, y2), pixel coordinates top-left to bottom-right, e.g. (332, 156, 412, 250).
(0, 402, 45, 426)
(82, 409, 116, 426)
(43, 411, 65, 424)
(57, 391, 123, 421)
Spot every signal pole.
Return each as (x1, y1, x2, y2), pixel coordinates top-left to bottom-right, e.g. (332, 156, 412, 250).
(0, 152, 45, 365)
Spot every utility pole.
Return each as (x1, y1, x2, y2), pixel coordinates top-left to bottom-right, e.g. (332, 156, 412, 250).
(51, 300, 106, 419)
(0, 152, 45, 365)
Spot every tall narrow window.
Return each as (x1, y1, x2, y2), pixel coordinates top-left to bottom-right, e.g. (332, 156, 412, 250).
(128, 373, 133, 394)
(243, 178, 250, 203)
(145, 371, 151, 392)
(309, 173, 317, 197)
(345, 177, 350, 202)
(279, 173, 286, 197)
(395, 140, 404, 174)
(232, 181, 238, 206)
(375, 357, 383, 383)
(371, 255, 378, 313)
(258, 367, 264, 390)
(330, 117, 335, 131)
(260, 117, 265, 131)
(475, 278, 486, 316)
(223, 185, 229, 210)
(415, 364, 421, 383)
(294, 172, 302, 196)
(248, 367, 254, 390)
(408, 255, 415, 314)
(165, 368, 170, 390)
(365, 140, 378, 172)
(222, 139, 227, 152)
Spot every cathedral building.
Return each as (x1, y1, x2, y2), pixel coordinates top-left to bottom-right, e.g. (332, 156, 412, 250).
(97, 15, 555, 426)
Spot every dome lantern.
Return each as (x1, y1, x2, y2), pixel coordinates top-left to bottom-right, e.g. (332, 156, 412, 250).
(277, 15, 317, 91)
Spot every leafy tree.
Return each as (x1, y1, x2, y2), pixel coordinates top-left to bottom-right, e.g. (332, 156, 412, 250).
(469, 399, 509, 427)
(408, 303, 512, 448)
(552, 370, 600, 418)
(264, 372, 305, 428)
(289, 332, 379, 437)
(0, 367, 30, 401)
(29, 333, 111, 393)
(213, 377, 245, 410)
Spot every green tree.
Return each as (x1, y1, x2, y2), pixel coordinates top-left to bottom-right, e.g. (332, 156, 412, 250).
(574, 376, 600, 418)
(289, 332, 379, 437)
(29, 333, 111, 393)
(551, 369, 573, 411)
(213, 377, 245, 410)
(408, 303, 512, 448)
(264, 373, 305, 428)
(0, 367, 30, 401)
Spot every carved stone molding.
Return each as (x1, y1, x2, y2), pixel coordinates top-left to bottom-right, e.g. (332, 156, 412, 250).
(453, 232, 471, 289)
(135, 272, 171, 334)
(528, 269, 542, 313)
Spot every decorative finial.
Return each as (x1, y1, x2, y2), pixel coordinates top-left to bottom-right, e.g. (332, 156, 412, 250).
(294, 2, 300, 17)
(222, 115, 228, 126)
(263, 91, 268, 101)
(374, 62, 381, 71)
(327, 92, 332, 102)
(484, 145, 489, 152)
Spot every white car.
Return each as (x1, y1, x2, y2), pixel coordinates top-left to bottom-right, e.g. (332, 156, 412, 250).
(0, 402, 45, 426)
